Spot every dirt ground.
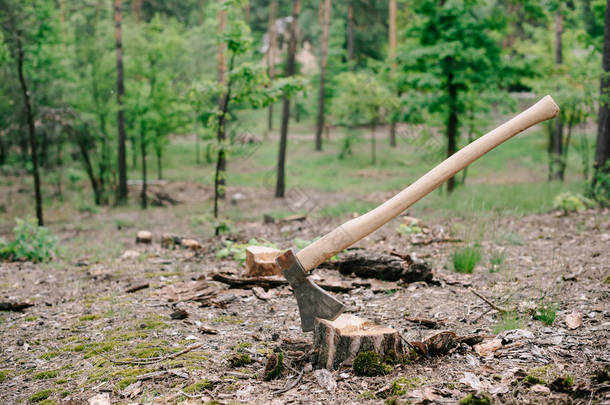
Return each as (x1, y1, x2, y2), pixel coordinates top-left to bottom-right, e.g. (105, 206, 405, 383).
(0, 184, 609, 404)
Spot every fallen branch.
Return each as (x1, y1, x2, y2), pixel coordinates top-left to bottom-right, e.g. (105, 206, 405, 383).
(211, 273, 288, 289)
(273, 369, 305, 395)
(469, 288, 508, 314)
(0, 301, 34, 311)
(125, 283, 149, 293)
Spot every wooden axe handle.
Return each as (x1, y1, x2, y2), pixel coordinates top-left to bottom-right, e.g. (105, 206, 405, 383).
(296, 95, 559, 272)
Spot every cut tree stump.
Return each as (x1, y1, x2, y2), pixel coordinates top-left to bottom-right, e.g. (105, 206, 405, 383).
(136, 230, 152, 244)
(313, 314, 406, 370)
(245, 246, 282, 277)
(335, 250, 432, 283)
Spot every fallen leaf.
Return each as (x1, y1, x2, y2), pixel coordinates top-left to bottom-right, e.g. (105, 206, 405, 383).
(566, 311, 582, 329)
(474, 339, 502, 356)
(314, 369, 336, 393)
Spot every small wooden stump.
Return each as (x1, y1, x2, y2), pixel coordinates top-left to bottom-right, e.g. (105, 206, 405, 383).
(245, 246, 282, 277)
(313, 314, 406, 370)
(136, 230, 152, 244)
(181, 239, 202, 251)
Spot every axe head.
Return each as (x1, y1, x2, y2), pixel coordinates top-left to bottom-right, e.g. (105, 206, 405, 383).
(276, 249, 346, 332)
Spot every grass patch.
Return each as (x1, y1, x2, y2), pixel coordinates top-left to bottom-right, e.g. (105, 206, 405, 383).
(353, 351, 393, 377)
(532, 302, 557, 326)
(34, 370, 59, 380)
(78, 314, 100, 322)
(493, 311, 523, 334)
(452, 245, 482, 273)
(29, 389, 53, 403)
(459, 393, 492, 405)
(183, 379, 213, 393)
(0, 369, 11, 383)
(489, 250, 505, 273)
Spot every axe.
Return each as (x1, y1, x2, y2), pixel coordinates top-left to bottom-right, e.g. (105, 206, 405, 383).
(276, 95, 559, 332)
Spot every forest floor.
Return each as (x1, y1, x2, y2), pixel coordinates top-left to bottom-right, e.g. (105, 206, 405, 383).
(0, 181, 609, 404)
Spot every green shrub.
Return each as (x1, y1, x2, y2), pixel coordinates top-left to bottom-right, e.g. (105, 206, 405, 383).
(589, 162, 610, 207)
(553, 192, 594, 213)
(0, 218, 57, 263)
(452, 245, 481, 273)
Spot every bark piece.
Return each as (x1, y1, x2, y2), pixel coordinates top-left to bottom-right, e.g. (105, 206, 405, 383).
(313, 314, 406, 370)
(125, 283, 149, 293)
(136, 230, 152, 244)
(336, 250, 432, 283)
(211, 272, 287, 289)
(245, 246, 282, 277)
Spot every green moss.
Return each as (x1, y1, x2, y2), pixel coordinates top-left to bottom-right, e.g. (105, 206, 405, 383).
(524, 366, 549, 385)
(36, 400, 56, 405)
(604, 275, 610, 284)
(117, 377, 137, 390)
(78, 314, 99, 322)
(55, 379, 68, 385)
(550, 375, 573, 392)
(40, 351, 60, 360)
(34, 370, 59, 380)
(29, 389, 53, 403)
(459, 394, 491, 405)
(0, 369, 11, 383)
(532, 302, 557, 326)
(353, 351, 393, 377)
(24, 315, 38, 321)
(233, 341, 252, 351)
(184, 379, 213, 393)
(358, 391, 377, 400)
(524, 375, 545, 385)
(264, 352, 284, 381)
(229, 353, 252, 367)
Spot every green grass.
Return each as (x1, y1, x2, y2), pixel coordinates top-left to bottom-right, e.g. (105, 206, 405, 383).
(533, 302, 557, 326)
(489, 251, 505, 273)
(452, 245, 482, 273)
(493, 311, 524, 334)
(34, 370, 59, 380)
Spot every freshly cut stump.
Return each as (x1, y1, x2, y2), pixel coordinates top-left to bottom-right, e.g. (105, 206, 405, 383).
(245, 246, 282, 277)
(136, 230, 152, 244)
(313, 314, 406, 370)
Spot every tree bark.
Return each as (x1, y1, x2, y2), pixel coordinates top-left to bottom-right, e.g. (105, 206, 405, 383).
(115, 0, 128, 204)
(16, 32, 43, 225)
(551, 11, 564, 181)
(595, 0, 610, 184)
(446, 69, 458, 193)
(216, 7, 227, 201)
(276, 0, 300, 198)
(389, 0, 397, 147)
(140, 122, 147, 209)
(347, 2, 355, 68)
(315, 0, 332, 152)
(267, 0, 278, 132)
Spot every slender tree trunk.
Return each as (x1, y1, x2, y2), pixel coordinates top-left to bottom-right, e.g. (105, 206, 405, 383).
(115, 0, 128, 203)
(215, 6, 227, 201)
(371, 120, 377, 165)
(196, 132, 201, 164)
(217, 8, 227, 85)
(276, 0, 301, 198)
(315, 0, 332, 152)
(388, 0, 397, 147)
(74, 130, 101, 205)
(347, 2, 355, 68)
(267, 0, 278, 132)
(140, 122, 147, 209)
(594, 0, 610, 187)
(551, 11, 564, 181)
(446, 71, 458, 193)
(16, 33, 43, 225)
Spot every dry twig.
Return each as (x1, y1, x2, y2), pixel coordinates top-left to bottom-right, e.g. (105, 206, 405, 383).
(273, 369, 305, 395)
(469, 288, 508, 313)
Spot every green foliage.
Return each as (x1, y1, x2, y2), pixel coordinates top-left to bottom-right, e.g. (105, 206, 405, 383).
(459, 394, 492, 405)
(353, 351, 393, 377)
(0, 218, 57, 263)
(396, 223, 422, 236)
(553, 192, 595, 213)
(489, 250, 505, 273)
(533, 302, 557, 326)
(229, 353, 252, 367)
(590, 162, 610, 207)
(451, 245, 482, 274)
(215, 238, 278, 265)
(34, 370, 59, 380)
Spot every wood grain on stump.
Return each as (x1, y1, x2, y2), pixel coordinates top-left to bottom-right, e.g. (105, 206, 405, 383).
(245, 246, 282, 277)
(313, 314, 405, 370)
(136, 230, 152, 244)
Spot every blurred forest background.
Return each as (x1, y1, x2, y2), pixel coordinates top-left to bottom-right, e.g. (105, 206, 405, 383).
(0, 0, 609, 231)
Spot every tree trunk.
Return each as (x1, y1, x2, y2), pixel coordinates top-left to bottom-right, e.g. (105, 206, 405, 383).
(215, 6, 227, 201)
(594, 0, 610, 185)
(388, 0, 397, 147)
(156, 147, 162, 180)
(16, 33, 43, 225)
(267, 1, 278, 132)
(73, 130, 101, 205)
(347, 2, 354, 68)
(115, 0, 128, 204)
(276, 0, 300, 198)
(446, 70, 458, 193)
(217, 8, 227, 85)
(315, 0, 332, 152)
(140, 122, 147, 209)
(551, 11, 564, 181)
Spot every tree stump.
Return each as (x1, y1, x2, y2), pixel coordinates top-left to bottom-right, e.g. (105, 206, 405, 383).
(136, 230, 152, 244)
(245, 246, 282, 277)
(313, 314, 406, 370)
